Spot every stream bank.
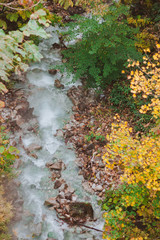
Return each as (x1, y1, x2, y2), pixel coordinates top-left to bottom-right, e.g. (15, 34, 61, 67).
(1, 26, 105, 240)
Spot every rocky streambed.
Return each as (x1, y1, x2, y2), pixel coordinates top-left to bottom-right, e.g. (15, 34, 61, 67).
(1, 26, 107, 240)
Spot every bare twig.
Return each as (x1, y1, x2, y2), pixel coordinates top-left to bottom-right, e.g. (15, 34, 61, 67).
(0, 0, 43, 11)
(79, 223, 103, 232)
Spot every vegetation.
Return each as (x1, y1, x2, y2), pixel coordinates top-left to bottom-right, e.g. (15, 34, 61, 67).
(102, 45, 160, 239)
(0, 0, 159, 239)
(61, 3, 142, 88)
(0, 186, 12, 240)
(0, 0, 59, 236)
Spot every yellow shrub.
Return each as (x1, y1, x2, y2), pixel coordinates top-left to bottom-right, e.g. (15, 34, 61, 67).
(103, 119, 160, 192)
(128, 43, 160, 119)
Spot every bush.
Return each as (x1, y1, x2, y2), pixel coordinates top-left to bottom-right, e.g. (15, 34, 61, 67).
(0, 124, 19, 173)
(102, 45, 160, 239)
(128, 44, 160, 119)
(102, 119, 160, 239)
(61, 3, 142, 88)
(109, 81, 153, 132)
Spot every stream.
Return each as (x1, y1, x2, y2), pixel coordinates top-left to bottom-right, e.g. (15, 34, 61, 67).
(13, 26, 104, 240)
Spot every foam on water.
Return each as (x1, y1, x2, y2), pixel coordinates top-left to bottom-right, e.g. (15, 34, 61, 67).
(14, 26, 104, 240)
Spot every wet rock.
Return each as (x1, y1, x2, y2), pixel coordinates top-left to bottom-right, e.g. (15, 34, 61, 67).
(50, 171, 61, 181)
(66, 186, 75, 194)
(46, 160, 66, 171)
(65, 192, 72, 200)
(58, 191, 65, 199)
(55, 129, 64, 138)
(48, 69, 57, 75)
(44, 197, 57, 207)
(14, 89, 25, 97)
(28, 153, 38, 159)
(52, 43, 61, 49)
(27, 143, 42, 152)
(54, 79, 64, 89)
(54, 180, 63, 189)
(15, 115, 25, 127)
(59, 198, 67, 205)
(72, 195, 77, 201)
(75, 158, 83, 168)
(15, 101, 29, 111)
(93, 184, 103, 192)
(82, 182, 94, 194)
(67, 202, 94, 222)
(32, 222, 42, 237)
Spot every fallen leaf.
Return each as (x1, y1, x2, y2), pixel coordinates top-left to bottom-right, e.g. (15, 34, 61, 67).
(0, 100, 5, 108)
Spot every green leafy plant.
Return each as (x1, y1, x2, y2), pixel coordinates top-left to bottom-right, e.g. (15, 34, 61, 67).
(0, 9, 50, 95)
(102, 183, 160, 240)
(0, 125, 19, 173)
(60, 3, 142, 88)
(0, 0, 61, 31)
(85, 132, 105, 142)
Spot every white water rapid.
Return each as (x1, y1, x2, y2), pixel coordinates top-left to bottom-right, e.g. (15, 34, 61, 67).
(13, 26, 104, 240)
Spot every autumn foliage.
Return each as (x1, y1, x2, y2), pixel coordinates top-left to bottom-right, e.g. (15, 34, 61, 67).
(102, 45, 160, 239)
(128, 44, 160, 119)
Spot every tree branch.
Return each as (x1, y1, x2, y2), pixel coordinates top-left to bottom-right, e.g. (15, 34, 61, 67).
(0, 0, 43, 11)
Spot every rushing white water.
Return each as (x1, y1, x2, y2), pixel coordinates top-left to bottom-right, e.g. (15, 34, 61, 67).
(14, 26, 104, 240)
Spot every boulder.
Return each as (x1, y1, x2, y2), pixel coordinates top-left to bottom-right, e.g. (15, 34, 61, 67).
(52, 43, 61, 49)
(46, 160, 66, 171)
(54, 79, 64, 89)
(92, 184, 103, 192)
(32, 222, 42, 237)
(27, 143, 42, 152)
(67, 202, 94, 222)
(50, 171, 61, 181)
(44, 197, 57, 207)
(54, 180, 63, 189)
(82, 182, 94, 194)
(48, 69, 57, 75)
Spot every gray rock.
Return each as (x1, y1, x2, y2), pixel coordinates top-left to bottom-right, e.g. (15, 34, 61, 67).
(48, 69, 57, 75)
(54, 180, 63, 189)
(95, 185, 103, 192)
(44, 197, 57, 207)
(65, 192, 72, 200)
(67, 202, 94, 221)
(55, 129, 64, 138)
(32, 222, 42, 237)
(46, 160, 66, 171)
(51, 171, 61, 181)
(27, 143, 42, 152)
(82, 182, 94, 194)
(16, 115, 25, 127)
(54, 79, 64, 89)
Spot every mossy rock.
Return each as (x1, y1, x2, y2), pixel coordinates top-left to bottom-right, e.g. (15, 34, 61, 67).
(69, 202, 94, 221)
